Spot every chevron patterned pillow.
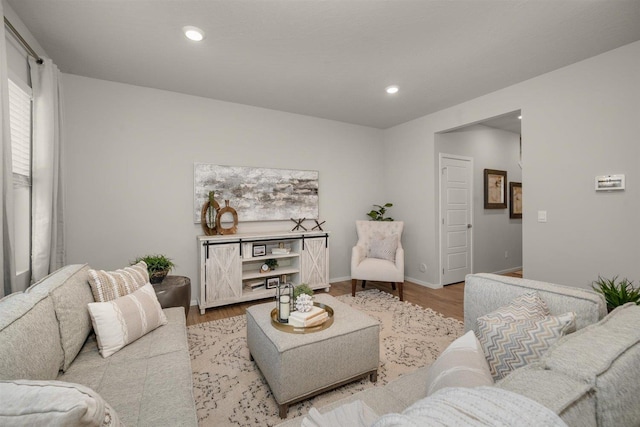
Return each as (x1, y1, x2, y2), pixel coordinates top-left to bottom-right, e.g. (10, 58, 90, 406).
(476, 292, 576, 380)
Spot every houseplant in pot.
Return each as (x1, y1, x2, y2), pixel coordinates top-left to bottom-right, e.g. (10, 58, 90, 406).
(133, 254, 176, 284)
(592, 275, 640, 312)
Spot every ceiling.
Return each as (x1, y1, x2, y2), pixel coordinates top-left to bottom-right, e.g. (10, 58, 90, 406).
(7, 1, 640, 129)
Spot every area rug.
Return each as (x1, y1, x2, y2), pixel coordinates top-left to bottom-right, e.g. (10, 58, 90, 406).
(187, 289, 463, 427)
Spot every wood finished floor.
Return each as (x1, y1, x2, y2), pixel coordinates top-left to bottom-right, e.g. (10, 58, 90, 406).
(186, 271, 523, 326)
(186, 280, 465, 326)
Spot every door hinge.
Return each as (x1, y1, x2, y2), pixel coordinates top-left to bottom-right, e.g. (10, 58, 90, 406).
(443, 268, 445, 275)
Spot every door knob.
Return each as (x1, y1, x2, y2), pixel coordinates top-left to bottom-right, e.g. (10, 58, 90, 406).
(467, 224, 472, 229)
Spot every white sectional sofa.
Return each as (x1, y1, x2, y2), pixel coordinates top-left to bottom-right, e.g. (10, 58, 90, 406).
(0, 264, 198, 426)
(278, 273, 640, 426)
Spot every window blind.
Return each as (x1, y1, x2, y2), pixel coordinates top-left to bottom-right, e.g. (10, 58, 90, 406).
(8, 78, 32, 186)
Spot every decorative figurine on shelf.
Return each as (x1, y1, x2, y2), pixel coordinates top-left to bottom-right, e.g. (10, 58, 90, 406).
(312, 219, 325, 231)
(200, 191, 219, 235)
(290, 218, 307, 232)
(295, 293, 313, 313)
(277, 282, 294, 323)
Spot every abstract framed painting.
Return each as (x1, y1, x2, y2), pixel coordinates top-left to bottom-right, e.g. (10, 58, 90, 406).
(194, 164, 319, 222)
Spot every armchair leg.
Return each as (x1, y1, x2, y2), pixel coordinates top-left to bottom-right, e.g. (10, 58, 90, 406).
(391, 282, 396, 291)
(351, 279, 357, 297)
(397, 282, 404, 301)
(361, 280, 367, 289)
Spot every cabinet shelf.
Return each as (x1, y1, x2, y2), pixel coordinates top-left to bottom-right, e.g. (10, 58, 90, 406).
(242, 267, 300, 281)
(197, 231, 330, 314)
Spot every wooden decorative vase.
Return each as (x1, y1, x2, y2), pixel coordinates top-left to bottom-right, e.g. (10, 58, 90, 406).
(216, 200, 238, 235)
(201, 191, 220, 236)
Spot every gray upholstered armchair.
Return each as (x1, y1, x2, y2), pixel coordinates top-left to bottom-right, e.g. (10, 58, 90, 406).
(351, 220, 405, 300)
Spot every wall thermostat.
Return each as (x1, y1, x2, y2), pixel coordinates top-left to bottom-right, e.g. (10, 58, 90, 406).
(595, 174, 625, 191)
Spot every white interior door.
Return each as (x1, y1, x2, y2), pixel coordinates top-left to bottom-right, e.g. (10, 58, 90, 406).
(440, 154, 473, 285)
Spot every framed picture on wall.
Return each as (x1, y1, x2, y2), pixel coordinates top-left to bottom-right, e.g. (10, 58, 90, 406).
(484, 169, 507, 209)
(510, 182, 522, 219)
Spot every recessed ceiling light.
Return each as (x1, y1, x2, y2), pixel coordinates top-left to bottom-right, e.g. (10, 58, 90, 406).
(183, 26, 205, 42)
(385, 85, 399, 95)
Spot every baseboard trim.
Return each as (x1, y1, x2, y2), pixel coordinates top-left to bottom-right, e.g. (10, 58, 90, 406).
(404, 277, 442, 290)
(330, 276, 351, 283)
(491, 266, 523, 275)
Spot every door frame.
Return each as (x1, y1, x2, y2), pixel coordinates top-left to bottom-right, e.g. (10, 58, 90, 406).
(438, 153, 474, 286)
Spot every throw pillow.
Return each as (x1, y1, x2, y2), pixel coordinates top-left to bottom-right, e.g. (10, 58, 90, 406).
(88, 283, 167, 358)
(477, 311, 576, 380)
(368, 234, 398, 262)
(88, 261, 149, 302)
(0, 379, 123, 426)
(485, 291, 551, 322)
(425, 330, 493, 396)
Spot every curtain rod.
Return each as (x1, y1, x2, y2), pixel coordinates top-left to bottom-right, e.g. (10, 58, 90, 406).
(4, 16, 43, 64)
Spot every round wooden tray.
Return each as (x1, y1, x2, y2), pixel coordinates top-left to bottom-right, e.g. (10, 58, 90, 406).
(270, 302, 334, 334)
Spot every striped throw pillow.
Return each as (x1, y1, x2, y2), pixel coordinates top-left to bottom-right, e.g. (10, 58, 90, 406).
(88, 261, 149, 302)
(87, 283, 167, 358)
(425, 330, 493, 396)
(477, 293, 576, 380)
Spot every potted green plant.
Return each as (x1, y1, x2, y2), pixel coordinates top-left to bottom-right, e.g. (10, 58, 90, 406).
(293, 283, 314, 307)
(592, 275, 640, 312)
(265, 258, 279, 271)
(367, 203, 394, 221)
(133, 254, 176, 284)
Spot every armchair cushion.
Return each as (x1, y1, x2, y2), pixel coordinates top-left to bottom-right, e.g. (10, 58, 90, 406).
(368, 234, 399, 262)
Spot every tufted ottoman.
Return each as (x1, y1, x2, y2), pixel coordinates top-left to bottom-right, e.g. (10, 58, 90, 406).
(246, 293, 380, 418)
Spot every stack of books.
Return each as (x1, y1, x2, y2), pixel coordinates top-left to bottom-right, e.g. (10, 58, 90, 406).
(271, 247, 291, 255)
(245, 280, 265, 292)
(288, 306, 328, 327)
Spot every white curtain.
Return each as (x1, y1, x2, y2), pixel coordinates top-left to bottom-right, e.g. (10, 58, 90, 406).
(29, 56, 65, 282)
(1, 1, 17, 297)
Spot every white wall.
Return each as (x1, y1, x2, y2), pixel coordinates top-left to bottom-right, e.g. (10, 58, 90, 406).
(62, 74, 384, 301)
(384, 40, 640, 289)
(436, 125, 522, 276)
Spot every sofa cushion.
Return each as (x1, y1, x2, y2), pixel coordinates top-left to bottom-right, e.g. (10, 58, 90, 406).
(26, 264, 94, 371)
(88, 261, 149, 302)
(497, 364, 596, 427)
(464, 273, 607, 333)
(88, 283, 167, 358)
(476, 292, 576, 380)
(0, 379, 122, 426)
(58, 308, 197, 426)
(540, 303, 640, 427)
(0, 290, 64, 380)
(371, 387, 567, 427)
(425, 330, 493, 396)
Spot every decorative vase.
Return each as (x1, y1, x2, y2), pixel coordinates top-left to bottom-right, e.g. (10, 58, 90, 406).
(200, 191, 220, 236)
(216, 200, 238, 235)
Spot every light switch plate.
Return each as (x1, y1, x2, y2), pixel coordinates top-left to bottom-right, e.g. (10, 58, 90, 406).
(537, 210, 547, 223)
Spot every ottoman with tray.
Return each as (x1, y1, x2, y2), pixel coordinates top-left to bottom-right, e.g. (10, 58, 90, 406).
(246, 293, 380, 418)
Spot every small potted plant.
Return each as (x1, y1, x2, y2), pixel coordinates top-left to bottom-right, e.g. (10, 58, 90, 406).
(265, 258, 279, 271)
(293, 283, 314, 307)
(367, 203, 394, 221)
(133, 254, 176, 284)
(592, 275, 640, 312)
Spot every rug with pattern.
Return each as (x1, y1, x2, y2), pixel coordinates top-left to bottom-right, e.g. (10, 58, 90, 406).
(187, 289, 463, 426)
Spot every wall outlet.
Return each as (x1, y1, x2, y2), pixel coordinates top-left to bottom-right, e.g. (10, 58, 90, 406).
(419, 263, 427, 273)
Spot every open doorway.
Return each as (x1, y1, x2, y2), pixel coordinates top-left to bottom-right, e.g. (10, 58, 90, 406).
(437, 111, 522, 285)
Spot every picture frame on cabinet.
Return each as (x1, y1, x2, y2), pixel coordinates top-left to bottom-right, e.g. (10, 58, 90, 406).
(253, 244, 266, 257)
(266, 277, 280, 289)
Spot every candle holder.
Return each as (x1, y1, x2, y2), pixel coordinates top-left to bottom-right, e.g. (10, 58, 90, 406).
(276, 282, 294, 323)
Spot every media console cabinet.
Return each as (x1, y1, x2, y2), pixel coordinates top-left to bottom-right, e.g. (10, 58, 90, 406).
(197, 231, 330, 314)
